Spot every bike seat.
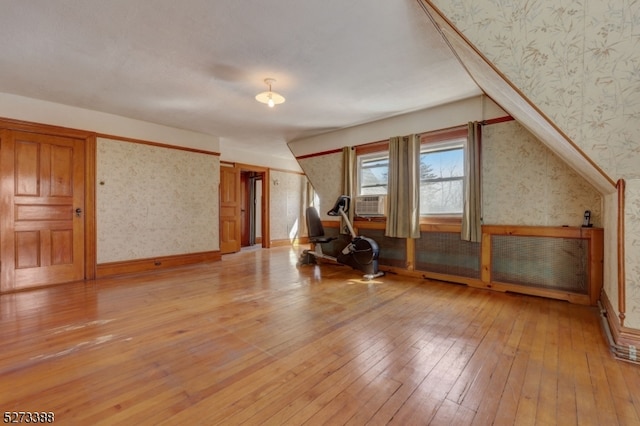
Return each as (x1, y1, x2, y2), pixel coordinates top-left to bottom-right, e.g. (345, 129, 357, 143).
(306, 206, 336, 244)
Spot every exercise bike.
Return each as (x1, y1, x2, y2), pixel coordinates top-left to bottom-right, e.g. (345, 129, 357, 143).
(298, 195, 384, 280)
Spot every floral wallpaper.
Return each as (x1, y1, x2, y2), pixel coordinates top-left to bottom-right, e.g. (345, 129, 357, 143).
(626, 179, 640, 325)
(298, 122, 601, 229)
(97, 138, 219, 263)
(269, 170, 309, 241)
(482, 121, 602, 227)
(431, 0, 640, 179)
(603, 192, 619, 313)
(298, 152, 343, 221)
(430, 0, 640, 328)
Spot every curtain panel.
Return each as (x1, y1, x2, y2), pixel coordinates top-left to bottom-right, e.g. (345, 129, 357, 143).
(302, 178, 315, 237)
(305, 179, 315, 208)
(385, 134, 420, 239)
(461, 121, 482, 242)
(341, 146, 355, 234)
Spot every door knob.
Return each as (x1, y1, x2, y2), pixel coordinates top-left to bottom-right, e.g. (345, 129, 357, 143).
(75, 208, 82, 217)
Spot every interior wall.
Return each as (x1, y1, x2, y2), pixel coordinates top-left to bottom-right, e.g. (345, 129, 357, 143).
(269, 170, 309, 242)
(482, 121, 602, 227)
(298, 119, 601, 229)
(0, 92, 220, 152)
(0, 91, 226, 266)
(221, 139, 301, 172)
(429, 0, 640, 328)
(603, 192, 619, 315)
(97, 138, 219, 263)
(288, 96, 504, 157)
(297, 152, 343, 221)
(626, 179, 640, 326)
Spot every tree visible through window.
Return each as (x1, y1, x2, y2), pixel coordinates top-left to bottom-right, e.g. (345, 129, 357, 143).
(419, 145, 464, 215)
(357, 137, 465, 215)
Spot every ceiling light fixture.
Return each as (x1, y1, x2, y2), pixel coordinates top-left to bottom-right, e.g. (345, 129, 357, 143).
(255, 78, 285, 108)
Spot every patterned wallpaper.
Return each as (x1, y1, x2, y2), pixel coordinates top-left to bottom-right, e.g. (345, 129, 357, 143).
(482, 121, 602, 227)
(627, 179, 640, 325)
(97, 138, 219, 263)
(298, 122, 600, 229)
(602, 192, 619, 314)
(429, 0, 640, 327)
(298, 152, 343, 221)
(269, 170, 309, 241)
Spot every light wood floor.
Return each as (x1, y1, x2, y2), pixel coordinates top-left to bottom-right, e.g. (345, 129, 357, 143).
(1, 247, 639, 425)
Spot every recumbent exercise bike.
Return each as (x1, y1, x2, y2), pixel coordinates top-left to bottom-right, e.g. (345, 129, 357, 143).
(298, 195, 384, 280)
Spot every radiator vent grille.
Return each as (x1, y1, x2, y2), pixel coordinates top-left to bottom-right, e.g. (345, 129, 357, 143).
(358, 228, 407, 268)
(491, 235, 588, 294)
(415, 232, 481, 278)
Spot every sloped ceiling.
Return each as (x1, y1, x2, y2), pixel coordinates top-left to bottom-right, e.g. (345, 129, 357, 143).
(420, 1, 615, 195)
(0, 0, 481, 159)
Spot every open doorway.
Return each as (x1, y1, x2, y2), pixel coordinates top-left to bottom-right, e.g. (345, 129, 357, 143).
(240, 167, 269, 249)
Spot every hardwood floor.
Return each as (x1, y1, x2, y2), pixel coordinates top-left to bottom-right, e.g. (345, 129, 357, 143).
(1, 247, 639, 425)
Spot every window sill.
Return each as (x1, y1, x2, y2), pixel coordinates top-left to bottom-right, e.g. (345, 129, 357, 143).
(420, 216, 462, 225)
(354, 215, 386, 223)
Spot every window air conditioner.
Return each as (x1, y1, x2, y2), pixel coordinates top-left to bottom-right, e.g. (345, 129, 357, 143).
(355, 195, 386, 216)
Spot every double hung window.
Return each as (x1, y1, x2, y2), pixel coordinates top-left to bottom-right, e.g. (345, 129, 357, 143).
(356, 131, 466, 216)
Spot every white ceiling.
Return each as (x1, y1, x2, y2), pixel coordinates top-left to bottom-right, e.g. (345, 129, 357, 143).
(0, 0, 481, 159)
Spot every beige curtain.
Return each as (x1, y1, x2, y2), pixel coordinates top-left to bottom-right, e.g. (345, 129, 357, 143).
(305, 178, 315, 208)
(341, 146, 355, 234)
(461, 121, 482, 242)
(302, 178, 315, 237)
(385, 134, 420, 238)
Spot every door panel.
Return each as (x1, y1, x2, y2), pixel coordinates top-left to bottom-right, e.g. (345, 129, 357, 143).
(16, 231, 40, 268)
(51, 144, 73, 196)
(219, 165, 241, 254)
(240, 172, 249, 247)
(1, 130, 85, 291)
(15, 140, 40, 195)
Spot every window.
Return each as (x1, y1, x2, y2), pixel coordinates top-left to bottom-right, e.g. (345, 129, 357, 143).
(356, 132, 466, 216)
(419, 140, 464, 215)
(358, 153, 388, 195)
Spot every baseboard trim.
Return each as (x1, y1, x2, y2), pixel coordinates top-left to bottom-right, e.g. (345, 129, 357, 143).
(270, 237, 310, 248)
(600, 291, 640, 361)
(97, 251, 221, 278)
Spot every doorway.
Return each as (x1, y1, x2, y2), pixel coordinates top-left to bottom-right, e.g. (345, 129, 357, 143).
(240, 168, 267, 249)
(219, 163, 270, 254)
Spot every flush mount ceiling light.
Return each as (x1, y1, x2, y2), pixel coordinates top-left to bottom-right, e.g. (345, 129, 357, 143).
(255, 78, 285, 108)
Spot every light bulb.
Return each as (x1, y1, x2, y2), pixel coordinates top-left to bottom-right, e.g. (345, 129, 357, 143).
(255, 79, 284, 107)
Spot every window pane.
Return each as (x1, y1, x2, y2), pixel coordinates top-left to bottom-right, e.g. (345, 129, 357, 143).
(420, 147, 464, 180)
(420, 179, 463, 214)
(361, 185, 387, 195)
(419, 146, 464, 215)
(359, 157, 388, 195)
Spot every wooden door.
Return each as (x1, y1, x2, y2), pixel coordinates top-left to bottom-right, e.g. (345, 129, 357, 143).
(240, 172, 250, 247)
(0, 130, 85, 291)
(219, 164, 241, 254)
